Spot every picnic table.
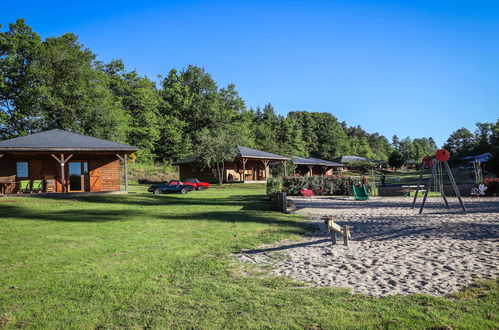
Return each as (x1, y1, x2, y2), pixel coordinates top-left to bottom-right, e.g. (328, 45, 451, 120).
(400, 185, 426, 197)
(0, 176, 16, 194)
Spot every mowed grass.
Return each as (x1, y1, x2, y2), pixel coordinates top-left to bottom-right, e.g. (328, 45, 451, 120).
(0, 184, 497, 329)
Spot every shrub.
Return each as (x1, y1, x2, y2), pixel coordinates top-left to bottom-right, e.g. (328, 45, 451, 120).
(484, 178, 499, 196)
(281, 175, 371, 196)
(128, 162, 178, 183)
(266, 177, 283, 197)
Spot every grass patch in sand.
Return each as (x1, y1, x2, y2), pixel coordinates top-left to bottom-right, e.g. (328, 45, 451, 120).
(0, 184, 497, 328)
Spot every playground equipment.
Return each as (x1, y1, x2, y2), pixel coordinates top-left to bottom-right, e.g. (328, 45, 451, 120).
(470, 184, 487, 197)
(412, 149, 467, 214)
(323, 216, 351, 246)
(461, 152, 492, 183)
(352, 183, 369, 200)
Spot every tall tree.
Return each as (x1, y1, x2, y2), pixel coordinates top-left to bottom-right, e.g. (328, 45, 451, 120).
(443, 128, 475, 159)
(104, 60, 160, 161)
(195, 126, 240, 185)
(0, 19, 42, 138)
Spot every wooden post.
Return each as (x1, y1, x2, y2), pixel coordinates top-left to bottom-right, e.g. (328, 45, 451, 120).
(51, 153, 73, 193)
(342, 225, 349, 246)
(276, 192, 282, 210)
(242, 158, 247, 182)
(60, 154, 65, 193)
(283, 160, 287, 176)
(262, 159, 270, 181)
(124, 154, 128, 191)
(281, 191, 287, 213)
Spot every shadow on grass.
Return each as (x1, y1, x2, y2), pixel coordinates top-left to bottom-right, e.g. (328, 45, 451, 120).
(27, 193, 270, 211)
(0, 195, 311, 235)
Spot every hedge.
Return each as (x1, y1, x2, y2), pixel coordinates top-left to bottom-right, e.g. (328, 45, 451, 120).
(266, 175, 372, 196)
(484, 178, 499, 196)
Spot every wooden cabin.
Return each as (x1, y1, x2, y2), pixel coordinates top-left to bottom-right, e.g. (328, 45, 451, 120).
(291, 156, 343, 176)
(0, 129, 137, 194)
(174, 146, 290, 183)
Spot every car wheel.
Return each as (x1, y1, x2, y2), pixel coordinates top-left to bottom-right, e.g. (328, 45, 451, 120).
(197, 185, 204, 191)
(180, 188, 188, 194)
(154, 188, 162, 195)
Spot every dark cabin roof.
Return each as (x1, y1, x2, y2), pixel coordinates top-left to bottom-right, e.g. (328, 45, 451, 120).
(308, 157, 343, 167)
(333, 155, 369, 164)
(292, 156, 342, 167)
(0, 129, 137, 152)
(173, 146, 289, 165)
(236, 146, 289, 160)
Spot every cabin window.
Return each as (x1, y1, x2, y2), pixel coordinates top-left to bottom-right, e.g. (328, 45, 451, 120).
(16, 162, 29, 178)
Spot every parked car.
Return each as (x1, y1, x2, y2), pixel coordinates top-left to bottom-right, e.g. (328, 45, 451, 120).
(148, 180, 194, 195)
(183, 178, 210, 191)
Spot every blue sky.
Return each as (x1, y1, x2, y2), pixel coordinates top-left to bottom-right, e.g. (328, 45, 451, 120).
(2, 0, 498, 146)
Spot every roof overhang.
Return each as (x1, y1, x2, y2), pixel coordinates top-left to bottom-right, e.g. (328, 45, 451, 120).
(0, 148, 137, 152)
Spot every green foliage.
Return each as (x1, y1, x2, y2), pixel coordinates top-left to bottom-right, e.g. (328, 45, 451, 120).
(347, 161, 375, 174)
(127, 161, 178, 183)
(104, 60, 160, 161)
(389, 150, 405, 168)
(266, 177, 283, 196)
(195, 127, 239, 184)
(282, 176, 371, 196)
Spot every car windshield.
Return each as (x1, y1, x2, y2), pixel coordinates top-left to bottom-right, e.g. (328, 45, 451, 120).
(186, 178, 197, 183)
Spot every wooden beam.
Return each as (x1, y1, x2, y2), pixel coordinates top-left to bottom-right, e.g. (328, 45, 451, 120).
(307, 165, 313, 177)
(124, 154, 128, 191)
(61, 154, 66, 193)
(51, 153, 62, 163)
(262, 159, 270, 180)
(65, 154, 74, 163)
(242, 158, 247, 182)
(116, 154, 124, 162)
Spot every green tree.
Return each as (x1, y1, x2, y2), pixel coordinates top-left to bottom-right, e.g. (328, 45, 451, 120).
(104, 60, 160, 161)
(195, 127, 240, 185)
(388, 150, 405, 169)
(443, 128, 475, 159)
(0, 19, 42, 138)
(289, 111, 350, 159)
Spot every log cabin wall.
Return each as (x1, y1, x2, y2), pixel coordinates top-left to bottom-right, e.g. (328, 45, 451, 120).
(0, 153, 121, 193)
(178, 163, 218, 183)
(178, 158, 269, 183)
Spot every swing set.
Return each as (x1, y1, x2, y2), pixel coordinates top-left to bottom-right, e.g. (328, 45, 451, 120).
(411, 149, 467, 214)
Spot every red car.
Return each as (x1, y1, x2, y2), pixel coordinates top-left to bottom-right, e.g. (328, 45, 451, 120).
(183, 178, 210, 191)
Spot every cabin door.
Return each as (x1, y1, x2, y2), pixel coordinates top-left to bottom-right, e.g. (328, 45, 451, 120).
(67, 161, 90, 192)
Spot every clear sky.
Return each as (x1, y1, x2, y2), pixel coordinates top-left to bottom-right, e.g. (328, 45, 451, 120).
(2, 0, 498, 146)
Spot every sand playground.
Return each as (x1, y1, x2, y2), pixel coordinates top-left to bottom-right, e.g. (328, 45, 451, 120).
(237, 197, 499, 297)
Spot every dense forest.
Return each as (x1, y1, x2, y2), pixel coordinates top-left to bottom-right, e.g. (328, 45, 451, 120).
(1, 19, 498, 171)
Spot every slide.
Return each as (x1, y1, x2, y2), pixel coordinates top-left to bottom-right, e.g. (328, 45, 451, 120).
(353, 184, 369, 200)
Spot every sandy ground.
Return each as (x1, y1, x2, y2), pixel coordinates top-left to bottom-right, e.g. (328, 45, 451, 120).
(237, 197, 499, 296)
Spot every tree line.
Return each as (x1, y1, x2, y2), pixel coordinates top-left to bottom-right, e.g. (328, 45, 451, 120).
(1, 19, 497, 172)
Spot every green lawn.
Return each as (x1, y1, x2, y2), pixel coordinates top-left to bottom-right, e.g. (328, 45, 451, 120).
(0, 185, 497, 329)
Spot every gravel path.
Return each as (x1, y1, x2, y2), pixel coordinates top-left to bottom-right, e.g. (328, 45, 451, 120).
(237, 197, 499, 296)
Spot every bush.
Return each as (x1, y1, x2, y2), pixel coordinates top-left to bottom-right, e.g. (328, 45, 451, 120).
(484, 178, 499, 196)
(128, 162, 178, 183)
(280, 175, 371, 196)
(266, 177, 283, 197)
